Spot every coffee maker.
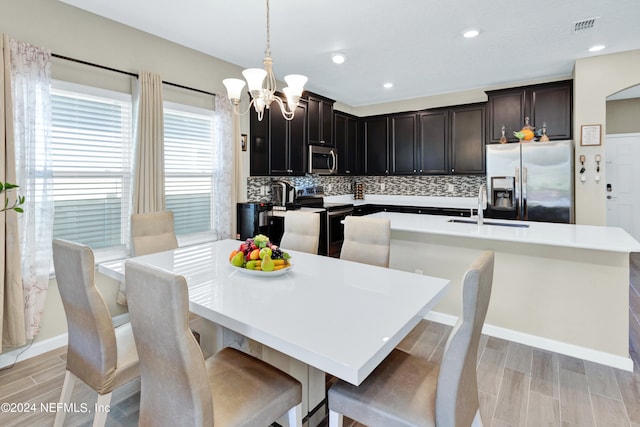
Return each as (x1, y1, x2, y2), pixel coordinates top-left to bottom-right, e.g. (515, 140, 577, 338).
(271, 179, 296, 210)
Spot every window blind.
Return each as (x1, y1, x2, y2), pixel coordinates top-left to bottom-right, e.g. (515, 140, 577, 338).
(163, 104, 215, 237)
(51, 82, 132, 254)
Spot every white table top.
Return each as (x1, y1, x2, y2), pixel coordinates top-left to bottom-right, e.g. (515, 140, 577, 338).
(366, 211, 640, 253)
(99, 239, 450, 385)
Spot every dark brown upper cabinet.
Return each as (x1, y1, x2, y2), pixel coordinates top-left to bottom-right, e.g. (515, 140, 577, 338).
(486, 80, 572, 144)
(364, 116, 389, 175)
(334, 111, 363, 175)
(417, 110, 448, 174)
(390, 113, 418, 175)
(450, 104, 485, 174)
(307, 93, 334, 146)
(249, 99, 307, 176)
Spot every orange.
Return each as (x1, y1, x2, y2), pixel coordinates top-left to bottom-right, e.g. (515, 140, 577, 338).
(521, 129, 535, 140)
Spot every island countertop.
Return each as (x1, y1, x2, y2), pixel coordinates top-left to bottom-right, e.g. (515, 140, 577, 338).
(365, 211, 640, 253)
(324, 194, 476, 210)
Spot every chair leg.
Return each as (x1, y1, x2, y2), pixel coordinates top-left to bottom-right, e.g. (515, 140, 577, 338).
(471, 409, 484, 427)
(329, 409, 343, 427)
(53, 370, 76, 427)
(92, 392, 112, 427)
(287, 403, 302, 427)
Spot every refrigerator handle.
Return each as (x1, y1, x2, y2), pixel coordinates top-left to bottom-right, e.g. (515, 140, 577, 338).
(522, 166, 528, 220)
(515, 166, 520, 219)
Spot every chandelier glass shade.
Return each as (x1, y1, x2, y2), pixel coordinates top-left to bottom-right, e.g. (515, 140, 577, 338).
(223, 0, 307, 121)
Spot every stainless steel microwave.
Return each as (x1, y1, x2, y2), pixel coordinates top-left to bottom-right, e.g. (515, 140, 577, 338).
(308, 145, 337, 175)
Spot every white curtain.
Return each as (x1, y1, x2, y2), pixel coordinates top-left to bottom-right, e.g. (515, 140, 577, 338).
(1, 34, 24, 352)
(214, 94, 237, 240)
(132, 70, 165, 215)
(9, 37, 53, 343)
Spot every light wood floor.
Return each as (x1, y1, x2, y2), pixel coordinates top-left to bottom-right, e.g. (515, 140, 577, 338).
(2, 254, 640, 427)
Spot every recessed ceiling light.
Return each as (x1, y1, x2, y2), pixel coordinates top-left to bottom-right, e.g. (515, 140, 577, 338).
(331, 53, 346, 64)
(588, 44, 605, 52)
(383, 82, 393, 89)
(463, 28, 481, 38)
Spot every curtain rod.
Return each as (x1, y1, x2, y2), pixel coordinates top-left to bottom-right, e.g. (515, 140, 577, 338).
(52, 53, 217, 97)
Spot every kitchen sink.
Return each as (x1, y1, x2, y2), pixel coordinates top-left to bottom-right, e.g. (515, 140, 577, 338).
(448, 219, 530, 228)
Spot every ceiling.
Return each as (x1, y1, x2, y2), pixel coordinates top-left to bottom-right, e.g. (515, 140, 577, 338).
(58, 0, 640, 107)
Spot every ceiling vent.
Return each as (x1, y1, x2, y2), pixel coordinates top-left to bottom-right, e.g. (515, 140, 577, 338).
(573, 18, 598, 33)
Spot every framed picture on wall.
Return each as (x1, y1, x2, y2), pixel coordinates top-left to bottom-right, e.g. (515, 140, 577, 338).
(580, 124, 601, 146)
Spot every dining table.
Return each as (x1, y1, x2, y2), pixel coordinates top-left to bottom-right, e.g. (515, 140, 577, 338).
(98, 239, 450, 418)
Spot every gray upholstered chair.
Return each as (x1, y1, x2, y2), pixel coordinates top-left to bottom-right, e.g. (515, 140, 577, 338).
(125, 260, 303, 427)
(130, 210, 178, 257)
(279, 210, 321, 254)
(328, 250, 495, 427)
(340, 216, 391, 268)
(52, 239, 139, 427)
(118, 211, 179, 305)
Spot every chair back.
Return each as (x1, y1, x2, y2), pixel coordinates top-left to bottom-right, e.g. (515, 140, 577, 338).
(130, 211, 178, 256)
(52, 239, 118, 393)
(125, 261, 213, 426)
(279, 211, 320, 254)
(435, 250, 495, 427)
(340, 216, 391, 267)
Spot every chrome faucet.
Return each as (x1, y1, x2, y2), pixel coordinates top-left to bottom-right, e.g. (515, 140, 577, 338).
(477, 184, 487, 225)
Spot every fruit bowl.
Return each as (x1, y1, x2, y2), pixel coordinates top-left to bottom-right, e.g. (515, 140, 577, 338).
(229, 234, 292, 274)
(231, 263, 293, 277)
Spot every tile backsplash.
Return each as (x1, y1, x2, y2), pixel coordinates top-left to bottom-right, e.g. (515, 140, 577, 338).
(247, 174, 485, 202)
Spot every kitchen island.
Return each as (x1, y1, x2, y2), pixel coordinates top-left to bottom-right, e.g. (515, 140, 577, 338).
(365, 211, 640, 371)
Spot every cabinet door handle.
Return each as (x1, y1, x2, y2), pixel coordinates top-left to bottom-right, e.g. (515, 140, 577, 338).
(451, 168, 455, 172)
(346, 170, 351, 173)
(419, 169, 423, 173)
(413, 169, 416, 173)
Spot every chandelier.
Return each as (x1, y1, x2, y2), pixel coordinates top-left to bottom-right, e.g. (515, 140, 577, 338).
(222, 0, 307, 122)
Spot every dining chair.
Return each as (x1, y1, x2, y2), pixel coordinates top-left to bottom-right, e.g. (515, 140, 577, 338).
(125, 260, 303, 427)
(117, 211, 179, 305)
(279, 210, 320, 254)
(130, 210, 178, 257)
(340, 216, 391, 268)
(52, 239, 140, 427)
(328, 250, 495, 427)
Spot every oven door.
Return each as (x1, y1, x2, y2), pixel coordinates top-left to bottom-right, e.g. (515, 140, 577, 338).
(326, 207, 354, 258)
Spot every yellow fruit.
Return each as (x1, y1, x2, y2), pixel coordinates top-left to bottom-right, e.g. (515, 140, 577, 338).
(250, 249, 260, 260)
(230, 251, 245, 267)
(259, 247, 272, 259)
(261, 254, 275, 272)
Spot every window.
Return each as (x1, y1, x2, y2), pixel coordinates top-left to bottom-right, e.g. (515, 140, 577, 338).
(51, 81, 132, 258)
(163, 102, 216, 241)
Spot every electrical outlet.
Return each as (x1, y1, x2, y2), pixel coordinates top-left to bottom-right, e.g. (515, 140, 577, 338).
(448, 184, 455, 192)
(415, 269, 423, 275)
(381, 183, 386, 191)
(327, 184, 332, 192)
(260, 186, 265, 196)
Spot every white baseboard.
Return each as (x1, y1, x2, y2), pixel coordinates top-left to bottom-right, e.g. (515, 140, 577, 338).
(0, 333, 68, 369)
(424, 311, 634, 372)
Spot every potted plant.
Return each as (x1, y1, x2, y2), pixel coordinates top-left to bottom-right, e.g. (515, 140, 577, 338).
(0, 182, 25, 213)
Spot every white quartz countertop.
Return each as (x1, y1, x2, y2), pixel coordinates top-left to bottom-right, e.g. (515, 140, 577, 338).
(324, 194, 476, 210)
(366, 211, 640, 253)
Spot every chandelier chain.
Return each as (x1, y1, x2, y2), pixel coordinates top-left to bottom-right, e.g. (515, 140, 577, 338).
(265, 0, 271, 58)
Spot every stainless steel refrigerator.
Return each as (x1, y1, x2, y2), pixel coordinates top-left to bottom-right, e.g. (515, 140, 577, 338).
(486, 140, 574, 223)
